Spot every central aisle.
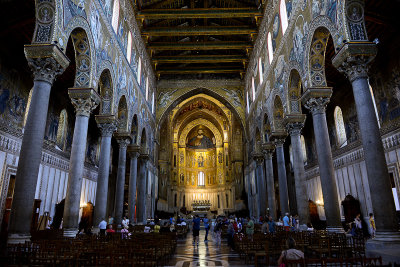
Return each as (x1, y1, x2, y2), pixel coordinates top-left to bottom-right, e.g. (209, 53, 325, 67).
(166, 229, 253, 267)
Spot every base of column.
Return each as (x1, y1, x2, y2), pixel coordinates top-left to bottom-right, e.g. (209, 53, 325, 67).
(7, 233, 31, 244)
(63, 228, 78, 237)
(326, 226, 345, 233)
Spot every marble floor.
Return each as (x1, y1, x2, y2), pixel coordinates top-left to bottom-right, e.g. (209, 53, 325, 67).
(166, 230, 254, 267)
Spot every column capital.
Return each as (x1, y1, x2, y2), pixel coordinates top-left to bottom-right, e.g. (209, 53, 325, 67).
(114, 132, 132, 149)
(68, 88, 100, 117)
(251, 152, 264, 165)
(284, 114, 306, 136)
(301, 87, 332, 115)
(332, 42, 377, 83)
(95, 114, 117, 137)
(269, 130, 287, 147)
(139, 153, 150, 162)
(127, 144, 141, 158)
(262, 142, 275, 158)
(24, 44, 70, 85)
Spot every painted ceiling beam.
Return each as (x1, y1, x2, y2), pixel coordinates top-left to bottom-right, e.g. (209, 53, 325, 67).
(153, 54, 247, 64)
(142, 26, 257, 36)
(137, 8, 262, 19)
(156, 66, 244, 75)
(148, 41, 253, 50)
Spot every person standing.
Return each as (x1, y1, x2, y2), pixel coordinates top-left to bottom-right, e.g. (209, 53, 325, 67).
(268, 216, 276, 233)
(98, 218, 107, 236)
(108, 215, 114, 225)
(215, 219, 223, 247)
(369, 213, 376, 238)
(122, 216, 129, 228)
(283, 213, 290, 231)
(203, 216, 210, 242)
(246, 216, 254, 241)
(192, 215, 201, 246)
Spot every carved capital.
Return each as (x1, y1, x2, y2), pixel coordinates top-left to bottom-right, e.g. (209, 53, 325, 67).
(269, 130, 287, 147)
(262, 142, 275, 159)
(127, 144, 141, 158)
(284, 114, 306, 136)
(24, 44, 69, 84)
(332, 42, 377, 83)
(251, 152, 264, 165)
(69, 88, 100, 117)
(302, 87, 332, 115)
(96, 114, 116, 137)
(114, 132, 132, 149)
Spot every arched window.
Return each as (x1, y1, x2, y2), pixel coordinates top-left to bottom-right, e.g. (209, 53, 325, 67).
(198, 171, 205, 186)
(111, 0, 120, 33)
(267, 32, 273, 63)
(334, 106, 347, 147)
(251, 76, 256, 101)
(127, 31, 132, 63)
(280, 0, 289, 34)
(145, 77, 149, 101)
(56, 109, 68, 150)
(23, 88, 33, 127)
(151, 92, 155, 114)
(258, 57, 263, 84)
(138, 58, 142, 85)
(301, 135, 307, 163)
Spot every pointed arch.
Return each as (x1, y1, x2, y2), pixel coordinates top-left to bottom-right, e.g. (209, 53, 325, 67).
(98, 69, 113, 114)
(131, 114, 138, 144)
(273, 95, 285, 130)
(112, 0, 120, 33)
(267, 32, 273, 63)
(117, 95, 128, 131)
(255, 127, 261, 152)
(280, 0, 289, 35)
(140, 127, 147, 153)
(263, 113, 271, 142)
(287, 69, 303, 114)
(127, 31, 133, 63)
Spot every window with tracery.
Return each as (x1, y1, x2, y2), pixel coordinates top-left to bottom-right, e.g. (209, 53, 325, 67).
(301, 135, 307, 162)
(334, 106, 347, 147)
(258, 57, 263, 84)
(111, 0, 120, 33)
(127, 31, 132, 63)
(267, 32, 273, 63)
(56, 109, 68, 150)
(138, 58, 142, 84)
(23, 88, 33, 127)
(251, 76, 256, 101)
(280, 0, 288, 34)
(198, 171, 205, 186)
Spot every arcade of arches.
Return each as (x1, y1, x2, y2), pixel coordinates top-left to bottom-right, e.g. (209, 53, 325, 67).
(0, 0, 400, 260)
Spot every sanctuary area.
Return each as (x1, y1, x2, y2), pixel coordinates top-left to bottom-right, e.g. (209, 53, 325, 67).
(0, 0, 399, 266)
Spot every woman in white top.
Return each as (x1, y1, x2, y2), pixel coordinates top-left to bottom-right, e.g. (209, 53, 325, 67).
(278, 237, 304, 266)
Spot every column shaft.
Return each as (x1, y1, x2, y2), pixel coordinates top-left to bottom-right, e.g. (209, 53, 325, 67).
(137, 157, 148, 224)
(264, 154, 277, 219)
(290, 132, 310, 225)
(128, 155, 138, 223)
(63, 115, 89, 234)
(8, 80, 51, 240)
(276, 144, 290, 215)
(311, 110, 342, 230)
(352, 77, 398, 234)
(256, 161, 267, 216)
(93, 135, 112, 226)
(114, 143, 128, 226)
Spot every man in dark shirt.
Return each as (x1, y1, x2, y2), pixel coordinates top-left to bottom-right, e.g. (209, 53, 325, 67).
(192, 215, 201, 246)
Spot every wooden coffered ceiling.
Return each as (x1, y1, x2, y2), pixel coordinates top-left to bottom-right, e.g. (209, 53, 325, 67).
(134, 0, 265, 79)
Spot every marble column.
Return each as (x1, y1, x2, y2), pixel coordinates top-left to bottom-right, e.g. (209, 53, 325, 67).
(302, 88, 343, 232)
(8, 45, 69, 244)
(333, 43, 400, 241)
(127, 144, 141, 224)
(113, 132, 131, 227)
(253, 152, 267, 216)
(271, 132, 290, 216)
(63, 88, 100, 237)
(262, 142, 277, 220)
(285, 114, 310, 225)
(137, 153, 149, 224)
(93, 115, 116, 228)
